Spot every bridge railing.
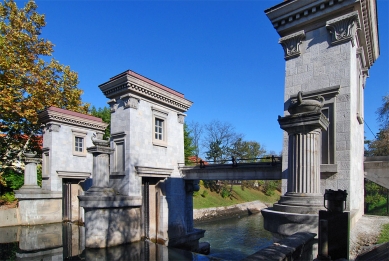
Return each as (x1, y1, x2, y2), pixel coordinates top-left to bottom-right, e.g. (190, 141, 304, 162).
(178, 155, 282, 169)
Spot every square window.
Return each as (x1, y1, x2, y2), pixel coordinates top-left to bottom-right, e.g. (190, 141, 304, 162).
(72, 129, 87, 156)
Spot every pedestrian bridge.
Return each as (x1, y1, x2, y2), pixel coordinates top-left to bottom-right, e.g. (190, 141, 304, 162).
(364, 156, 389, 189)
(180, 156, 389, 188)
(179, 157, 282, 180)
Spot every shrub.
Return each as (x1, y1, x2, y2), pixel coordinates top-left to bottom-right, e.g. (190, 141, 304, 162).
(201, 190, 209, 198)
(0, 192, 16, 203)
(262, 181, 279, 196)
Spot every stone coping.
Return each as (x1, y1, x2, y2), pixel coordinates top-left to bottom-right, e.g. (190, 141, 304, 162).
(241, 232, 316, 261)
(78, 195, 142, 208)
(15, 190, 62, 199)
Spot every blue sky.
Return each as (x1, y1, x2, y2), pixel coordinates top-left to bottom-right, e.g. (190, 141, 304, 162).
(14, 0, 389, 154)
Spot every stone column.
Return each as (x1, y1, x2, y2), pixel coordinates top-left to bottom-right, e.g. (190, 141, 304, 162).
(84, 141, 115, 195)
(262, 92, 329, 237)
(15, 152, 62, 225)
(279, 112, 329, 196)
(19, 152, 41, 190)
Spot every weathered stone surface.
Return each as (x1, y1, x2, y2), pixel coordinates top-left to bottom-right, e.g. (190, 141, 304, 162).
(83, 206, 141, 248)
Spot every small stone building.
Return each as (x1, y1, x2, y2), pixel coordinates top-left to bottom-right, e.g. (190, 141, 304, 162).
(98, 70, 202, 249)
(38, 107, 108, 222)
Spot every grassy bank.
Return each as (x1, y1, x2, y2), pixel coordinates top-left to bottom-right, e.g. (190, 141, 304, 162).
(193, 183, 280, 209)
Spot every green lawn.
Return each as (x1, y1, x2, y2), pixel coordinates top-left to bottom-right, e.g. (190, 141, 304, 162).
(378, 223, 389, 244)
(193, 184, 280, 209)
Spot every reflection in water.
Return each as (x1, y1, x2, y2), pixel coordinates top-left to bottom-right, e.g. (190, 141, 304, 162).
(195, 213, 273, 261)
(0, 223, 220, 261)
(0, 214, 271, 261)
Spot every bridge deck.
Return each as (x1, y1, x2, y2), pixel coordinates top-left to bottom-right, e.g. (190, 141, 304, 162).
(180, 162, 282, 180)
(364, 156, 389, 189)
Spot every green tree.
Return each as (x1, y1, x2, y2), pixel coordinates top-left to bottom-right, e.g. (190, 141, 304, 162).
(205, 139, 225, 163)
(203, 120, 242, 162)
(90, 106, 111, 139)
(229, 138, 266, 162)
(0, 0, 89, 184)
(184, 123, 196, 165)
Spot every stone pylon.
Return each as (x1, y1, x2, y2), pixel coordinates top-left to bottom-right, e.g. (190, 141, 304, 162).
(262, 92, 329, 236)
(264, 0, 380, 231)
(78, 137, 142, 248)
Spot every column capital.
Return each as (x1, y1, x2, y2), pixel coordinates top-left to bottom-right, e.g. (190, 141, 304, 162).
(326, 11, 360, 46)
(278, 112, 329, 134)
(279, 30, 305, 60)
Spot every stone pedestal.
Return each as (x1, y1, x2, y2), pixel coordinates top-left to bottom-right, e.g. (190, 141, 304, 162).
(78, 140, 143, 248)
(262, 110, 329, 237)
(15, 152, 62, 225)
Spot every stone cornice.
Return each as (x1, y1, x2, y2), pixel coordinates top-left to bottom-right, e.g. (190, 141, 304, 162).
(265, 0, 379, 68)
(99, 72, 193, 112)
(39, 109, 108, 132)
(359, 0, 380, 67)
(135, 166, 174, 177)
(265, 0, 348, 32)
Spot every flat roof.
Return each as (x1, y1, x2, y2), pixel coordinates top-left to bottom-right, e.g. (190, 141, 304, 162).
(46, 106, 103, 122)
(106, 70, 185, 98)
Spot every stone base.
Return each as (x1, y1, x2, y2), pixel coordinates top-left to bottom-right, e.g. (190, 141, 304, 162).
(261, 207, 319, 237)
(273, 193, 324, 214)
(168, 228, 206, 253)
(15, 190, 62, 225)
(79, 195, 142, 248)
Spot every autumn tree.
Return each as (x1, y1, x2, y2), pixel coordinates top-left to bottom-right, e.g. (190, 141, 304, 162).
(0, 0, 89, 183)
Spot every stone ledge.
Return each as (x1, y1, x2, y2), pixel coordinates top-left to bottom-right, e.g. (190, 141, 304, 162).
(15, 190, 62, 199)
(261, 208, 318, 236)
(79, 195, 142, 208)
(241, 232, 316, 261)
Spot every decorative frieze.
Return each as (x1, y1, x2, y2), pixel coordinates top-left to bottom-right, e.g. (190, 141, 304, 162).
(279, 30, 305, 60)
(326, 11, 360, 46)
(39, 108, 108, 131)
(120, 94, 140, 109)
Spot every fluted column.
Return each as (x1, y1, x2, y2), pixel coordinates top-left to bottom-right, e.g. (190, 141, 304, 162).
(278, 111, 329, 197)
(287, 129, 321, 195)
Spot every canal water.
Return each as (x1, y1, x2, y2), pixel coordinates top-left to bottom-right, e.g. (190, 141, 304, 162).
(195, 213, 273, 260)
(0, 213, 272, 260)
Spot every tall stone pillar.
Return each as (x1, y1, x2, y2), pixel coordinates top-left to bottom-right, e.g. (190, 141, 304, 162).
(264, 0, 380, 229)
(262, 93, 329, 236)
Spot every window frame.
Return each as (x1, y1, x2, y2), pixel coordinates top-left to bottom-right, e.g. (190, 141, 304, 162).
(72, 129, 87, 156)
(151, 106, 168, 147)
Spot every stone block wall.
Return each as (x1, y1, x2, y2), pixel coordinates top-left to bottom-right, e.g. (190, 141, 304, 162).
(282, 26, 364, 213)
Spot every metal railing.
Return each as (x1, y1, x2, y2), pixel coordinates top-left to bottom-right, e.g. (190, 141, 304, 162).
(178, 155, 281, 168)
